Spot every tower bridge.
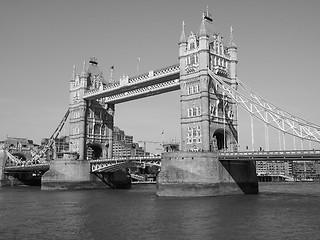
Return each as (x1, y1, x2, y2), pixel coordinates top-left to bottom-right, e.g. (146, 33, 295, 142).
(1, 9, 320, 195)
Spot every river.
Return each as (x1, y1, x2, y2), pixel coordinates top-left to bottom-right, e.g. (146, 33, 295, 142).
(0, 182, 319, 240)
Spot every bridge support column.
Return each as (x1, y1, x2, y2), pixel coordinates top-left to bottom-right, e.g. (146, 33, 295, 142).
(106, 104, 115, 158)
(0, 150, 6, 186)
(41, 153, 106, 190)
(156, 152, 258, 197)
(200, 74, 210, 151)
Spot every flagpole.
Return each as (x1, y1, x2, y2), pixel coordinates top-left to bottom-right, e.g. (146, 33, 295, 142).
(137, 57, 141, 74)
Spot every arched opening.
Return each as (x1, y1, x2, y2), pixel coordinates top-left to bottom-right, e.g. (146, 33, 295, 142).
(213, 130, 227, 151)
(87, 144, 102, 160)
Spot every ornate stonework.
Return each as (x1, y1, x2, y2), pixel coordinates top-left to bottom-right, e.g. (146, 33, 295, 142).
(179, 11, 238, 152)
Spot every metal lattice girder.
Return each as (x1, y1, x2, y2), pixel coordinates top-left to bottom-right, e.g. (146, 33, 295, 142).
(90, 156, 161, 173)
(208, 69, 320, 143)
(92, 161, 137, 173)
(5, 150, 23, 166)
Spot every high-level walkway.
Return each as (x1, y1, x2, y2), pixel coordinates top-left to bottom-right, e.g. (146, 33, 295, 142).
(84, 64, 180, 103)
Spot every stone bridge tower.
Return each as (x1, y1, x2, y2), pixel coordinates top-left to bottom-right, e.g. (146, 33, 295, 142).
(69, 57, 114, 160)
(179, 11, 238, 152)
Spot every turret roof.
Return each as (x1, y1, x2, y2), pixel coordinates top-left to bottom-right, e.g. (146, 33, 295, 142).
(198, 11, 214, 39)
(179, 21, 187, 43)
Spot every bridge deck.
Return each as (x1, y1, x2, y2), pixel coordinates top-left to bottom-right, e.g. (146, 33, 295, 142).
(4, 164, 50, 172)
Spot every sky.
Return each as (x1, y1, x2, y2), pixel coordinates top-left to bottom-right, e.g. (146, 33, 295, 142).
(1, 0, 320, 153)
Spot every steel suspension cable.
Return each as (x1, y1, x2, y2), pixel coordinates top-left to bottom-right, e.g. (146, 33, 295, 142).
(208, 70, 320, 143)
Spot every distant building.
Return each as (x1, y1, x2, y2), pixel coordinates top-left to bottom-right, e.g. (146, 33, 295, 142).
(0, 136, 38, 160)
(256, 161, 290, 177)
(292, 161, 320, 180)
(256, 160, 320, 181)
(41, 136, 70, 159)
(112, 126, 149, 158)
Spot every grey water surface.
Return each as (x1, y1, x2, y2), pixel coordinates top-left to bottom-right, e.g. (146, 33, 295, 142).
(1, 182, 320, 240)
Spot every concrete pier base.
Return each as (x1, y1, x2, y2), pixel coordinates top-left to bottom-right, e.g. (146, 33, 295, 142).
(156, 152, 258, 197)
(41, 158, 107, 190)
(42, 153, 132, 190)
(0, 150, 11, 187)
(0, 150, 5, 186)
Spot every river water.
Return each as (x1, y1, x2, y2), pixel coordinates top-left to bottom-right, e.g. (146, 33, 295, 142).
(0, 182, 320, 240)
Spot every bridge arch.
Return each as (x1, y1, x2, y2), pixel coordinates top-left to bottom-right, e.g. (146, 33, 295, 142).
(213, 129, 231, 151)
(87, 143, 104, 160)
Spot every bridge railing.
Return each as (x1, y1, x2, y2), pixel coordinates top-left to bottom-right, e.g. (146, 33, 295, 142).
(90, 156, 162, 163)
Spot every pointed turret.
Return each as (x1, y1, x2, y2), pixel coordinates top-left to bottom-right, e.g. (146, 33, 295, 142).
(199, 8, 214, 38)
(179, 21, 187, 44)
(198, 11, 211, 70)
(70, 65, 76, 89)
(228, 26, 237, 48)
(81, 60, 86, 77)
(199, 14, 207, 37)
(110, 65, 114, 83)
(179, 21, 187, 74)
(72, 65, 76, 81)
(227, 27, 238, 83)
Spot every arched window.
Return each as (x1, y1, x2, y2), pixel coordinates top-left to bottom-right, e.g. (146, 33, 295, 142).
(192, 107, 197, 116)
(94, 124, 100, 135)
(197, 106, 201, 116)
(190, 42, 195, 50)
(88, 125, 93, 135)
(101, 125, 106, 136)
(196, 125, 202, 143)
(195, 85, 199, 93)
(187, 127, 192, 143)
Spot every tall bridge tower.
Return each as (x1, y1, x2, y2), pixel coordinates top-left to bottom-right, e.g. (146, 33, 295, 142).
(69, 57, 114, 160)
(179, 11, 238, 152)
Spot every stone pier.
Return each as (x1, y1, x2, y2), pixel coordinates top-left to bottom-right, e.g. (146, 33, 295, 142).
(156, 152, 258, 197)
(41, 153, 131, 190)
(0, 150, 6, 186)
(41, 154, 106, 190)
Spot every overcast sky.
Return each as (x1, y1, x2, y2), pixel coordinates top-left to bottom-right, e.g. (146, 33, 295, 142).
(1, 0, 320, 152)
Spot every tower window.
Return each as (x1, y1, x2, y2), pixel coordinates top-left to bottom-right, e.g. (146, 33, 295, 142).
(187, 125, 202, 144)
